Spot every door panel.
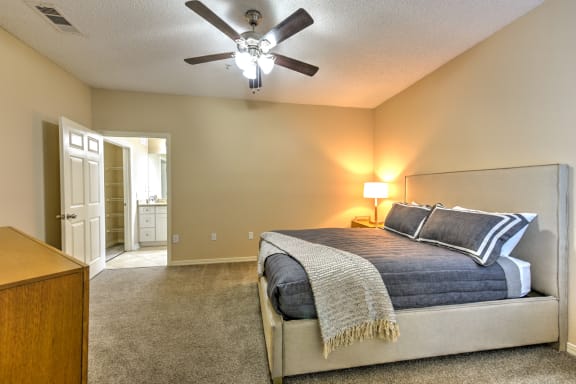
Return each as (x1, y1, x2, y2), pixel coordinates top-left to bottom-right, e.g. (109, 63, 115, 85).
(89, 218, 100, 262)
(87, 136, 99, 153)
(88, 160, 100, 203)
(69, 130, 83, 149)
(70, 156, 84, 206)
(70, 221, 85, 261)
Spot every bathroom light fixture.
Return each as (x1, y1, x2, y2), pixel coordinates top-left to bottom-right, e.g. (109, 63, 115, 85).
(363, 182, 389, 224)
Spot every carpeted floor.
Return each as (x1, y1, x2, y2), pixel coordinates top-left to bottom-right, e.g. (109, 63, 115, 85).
(89, 263, 576, 384)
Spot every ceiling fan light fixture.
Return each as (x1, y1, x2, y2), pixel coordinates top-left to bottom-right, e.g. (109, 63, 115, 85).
(242, 62, 258, 79)
(234, 51, 252, 71)
(235, 40, 275, 75)
(258, 54, 275, 74)
(259, 39, 272, 54)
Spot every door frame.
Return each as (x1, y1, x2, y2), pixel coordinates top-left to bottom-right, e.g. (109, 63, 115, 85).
(103, 138, 134, 251)
(102, 131, 172, 265)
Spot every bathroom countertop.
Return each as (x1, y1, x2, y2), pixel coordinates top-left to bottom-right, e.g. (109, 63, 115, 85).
(138, 202, 167, 206)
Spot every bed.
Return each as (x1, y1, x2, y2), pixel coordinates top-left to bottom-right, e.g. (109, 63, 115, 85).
(257, 164, 569, 383)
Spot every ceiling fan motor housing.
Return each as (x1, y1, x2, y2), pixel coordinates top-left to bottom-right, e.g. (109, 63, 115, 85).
(238, 31, 260, 50)
(245, 9, 262, 27)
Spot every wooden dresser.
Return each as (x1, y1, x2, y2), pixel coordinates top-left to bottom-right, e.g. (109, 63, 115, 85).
(0, 227, 89, 384)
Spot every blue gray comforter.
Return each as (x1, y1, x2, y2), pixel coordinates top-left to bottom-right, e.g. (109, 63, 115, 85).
(263, 228, 515, 320)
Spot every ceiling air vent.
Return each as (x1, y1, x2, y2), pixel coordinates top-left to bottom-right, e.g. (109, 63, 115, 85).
(26, 1, 81, 34)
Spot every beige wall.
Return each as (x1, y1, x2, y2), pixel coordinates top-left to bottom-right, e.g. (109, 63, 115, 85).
(92, 90, 374, 263)
(0, 27, 92, 238)
(373, 0, 576, 346)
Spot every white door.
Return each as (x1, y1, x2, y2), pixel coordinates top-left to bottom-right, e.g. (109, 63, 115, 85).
(59, 117, 106, 278)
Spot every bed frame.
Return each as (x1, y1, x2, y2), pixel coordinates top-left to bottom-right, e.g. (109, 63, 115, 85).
(258, 164, 569, 383)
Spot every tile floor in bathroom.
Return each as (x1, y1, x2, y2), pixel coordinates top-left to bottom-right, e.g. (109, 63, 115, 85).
(106, 246, 167, 269)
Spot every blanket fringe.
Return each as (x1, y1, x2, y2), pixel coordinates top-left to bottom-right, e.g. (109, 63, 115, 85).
(323, 319, 400, 359)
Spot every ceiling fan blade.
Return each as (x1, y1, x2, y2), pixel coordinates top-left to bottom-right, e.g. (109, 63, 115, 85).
(262, 8, 313, 48)
(184, 52, 234, 65)
(185, 1, 241, 41)
(273, 54, 319, 77)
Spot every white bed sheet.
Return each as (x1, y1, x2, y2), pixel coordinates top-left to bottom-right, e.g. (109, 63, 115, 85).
(501, 255, 531, 297)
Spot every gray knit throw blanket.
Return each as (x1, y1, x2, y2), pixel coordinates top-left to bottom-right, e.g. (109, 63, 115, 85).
(259, 232, 399, 358)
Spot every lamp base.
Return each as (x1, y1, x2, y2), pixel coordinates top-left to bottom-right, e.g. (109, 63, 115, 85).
(371, 205, 381, 225)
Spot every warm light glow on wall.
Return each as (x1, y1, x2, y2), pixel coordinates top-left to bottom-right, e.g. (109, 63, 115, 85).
(375, 166, 404, 200)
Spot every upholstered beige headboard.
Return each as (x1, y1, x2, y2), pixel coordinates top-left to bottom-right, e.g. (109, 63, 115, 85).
(405, 164, 569, 344)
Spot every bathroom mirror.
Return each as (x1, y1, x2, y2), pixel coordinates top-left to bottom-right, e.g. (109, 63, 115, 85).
(147, 153, 167, 200)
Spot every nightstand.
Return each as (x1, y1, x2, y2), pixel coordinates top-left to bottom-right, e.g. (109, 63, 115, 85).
(351, 217, 383, 228)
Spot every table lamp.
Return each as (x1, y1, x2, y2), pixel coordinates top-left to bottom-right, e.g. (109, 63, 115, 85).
(363, 182, 389, 224)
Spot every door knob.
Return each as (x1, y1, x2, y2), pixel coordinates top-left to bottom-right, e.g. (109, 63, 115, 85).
(56, 213, 78, 220)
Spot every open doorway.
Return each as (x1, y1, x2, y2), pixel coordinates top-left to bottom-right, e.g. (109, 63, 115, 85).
(103, 135, 170, 269)
(103, 140, 127, 261)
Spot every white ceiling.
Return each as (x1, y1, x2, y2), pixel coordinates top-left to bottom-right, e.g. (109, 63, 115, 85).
(0, 0, 543, 108)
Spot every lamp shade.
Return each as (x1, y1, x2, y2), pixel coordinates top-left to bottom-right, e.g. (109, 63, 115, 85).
(363, 182, 389, 199)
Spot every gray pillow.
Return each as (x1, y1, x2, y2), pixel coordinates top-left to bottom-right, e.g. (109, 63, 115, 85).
(383, 203, 432, 239)
(418, 206, 534, 266)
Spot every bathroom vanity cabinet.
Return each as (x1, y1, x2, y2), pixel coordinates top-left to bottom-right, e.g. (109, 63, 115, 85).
(138, 204, 167, 246)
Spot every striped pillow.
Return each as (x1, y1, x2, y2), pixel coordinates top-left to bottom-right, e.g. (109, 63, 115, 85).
(418, 206, 536, 266)
(384, 203, 432, 239)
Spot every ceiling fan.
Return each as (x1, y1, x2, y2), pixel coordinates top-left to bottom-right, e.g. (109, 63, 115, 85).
(184, 1, 319, 92)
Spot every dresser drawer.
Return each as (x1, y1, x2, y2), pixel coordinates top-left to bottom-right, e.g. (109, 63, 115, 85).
(139, 213, 155, 228)
(139, 206, 155, 214)
(139, 228, 156, 242)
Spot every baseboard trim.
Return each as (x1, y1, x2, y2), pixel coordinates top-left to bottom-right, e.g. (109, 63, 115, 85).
(169, 256, 257, 266)
(567, 342, 576, 357)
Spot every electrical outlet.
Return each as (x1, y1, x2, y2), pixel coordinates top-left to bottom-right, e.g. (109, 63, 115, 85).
(248, 231, 254, 240)
(172, 234, 180, 243)
(211, 232, 217, 241)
